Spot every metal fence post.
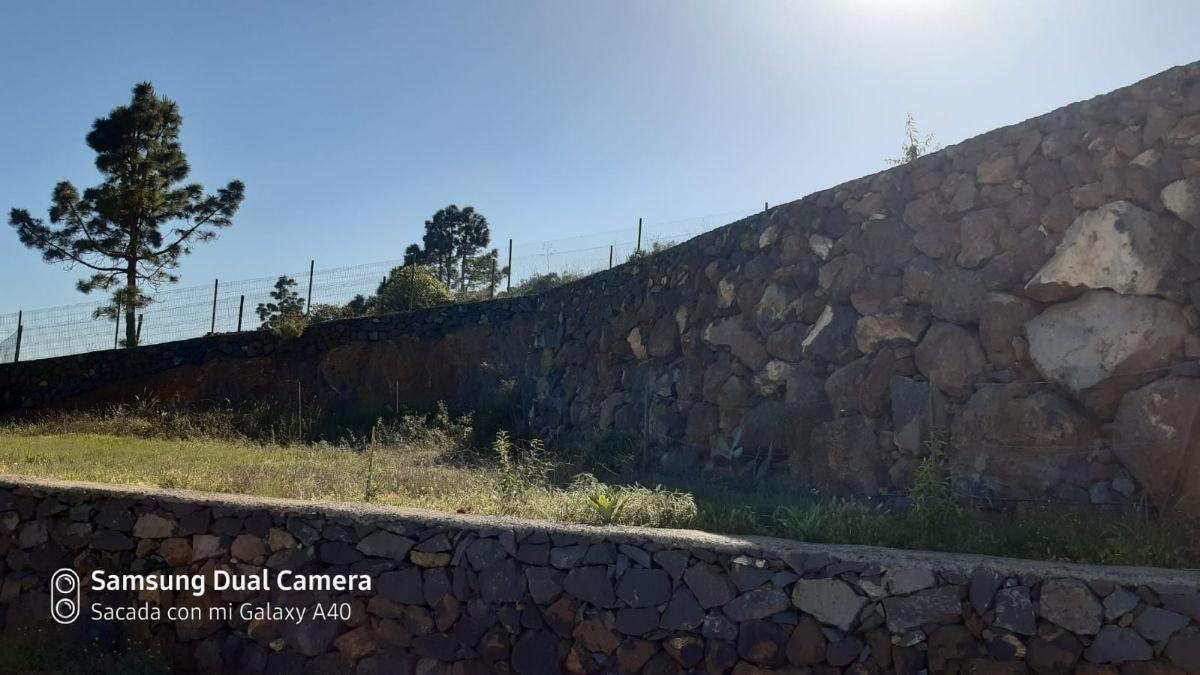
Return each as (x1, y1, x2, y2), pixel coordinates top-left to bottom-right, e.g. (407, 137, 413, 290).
(136, 314, 144, 344)
(210, 279, 219, 334)
(609, 245, 614, 269)
(13, 310, 22, 363)
(237, 295, 245, 332)
(506, 239, 513, 292)
(636, 218, 642, 253)
(305, 260, 314, 315)
(764, 201, 769, 212)
(114, 312, 120, 349)
(490, 256, 497, 299)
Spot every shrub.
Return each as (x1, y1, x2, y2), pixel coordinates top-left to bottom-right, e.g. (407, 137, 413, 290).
(268, 314, 308, 342)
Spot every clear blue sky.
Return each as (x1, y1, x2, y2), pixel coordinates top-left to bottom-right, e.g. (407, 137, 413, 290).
(2, 0, 1198, 314)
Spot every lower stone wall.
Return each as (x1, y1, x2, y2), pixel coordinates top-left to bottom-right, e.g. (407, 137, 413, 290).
(1, 476, 1197, 674)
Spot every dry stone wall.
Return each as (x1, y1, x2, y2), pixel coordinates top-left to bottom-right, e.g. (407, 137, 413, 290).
(3, 61, 1200, 515)
(519, 60, 1200, 514)
(0, 297, 540, 420)
(2, 476, 1199, 674)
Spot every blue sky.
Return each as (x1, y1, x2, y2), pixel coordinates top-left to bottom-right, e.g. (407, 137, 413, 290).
(2, 0, 1198, 314)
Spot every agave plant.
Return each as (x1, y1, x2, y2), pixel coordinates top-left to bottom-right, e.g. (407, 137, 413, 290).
(709, 425, 745, 466)
(743, 442, 774, 487)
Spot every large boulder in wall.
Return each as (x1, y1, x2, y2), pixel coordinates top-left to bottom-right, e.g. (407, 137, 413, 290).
(725, 366, 831, 462)
(791, 416, 887, 495)
(1024, 201, 1176, 302)
(702, 317, 769, 370)
(801, 305, 861, 365)
(978, 292, 1039, 368)
(1113, 377, 1200, 515)
(949, 385, 1097, 499)
(930, 268, 986, 325)
(855, 305, 930, 354)
(914, 322, 987, 396)
(824, 349, 896, 418)
(1162, 176, 1200, 227)
(1024, 291, 1189, 417)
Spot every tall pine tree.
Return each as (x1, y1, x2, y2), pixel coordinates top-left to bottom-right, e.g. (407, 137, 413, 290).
(406, 205, 493, 293)
(8, 82, 244, 347)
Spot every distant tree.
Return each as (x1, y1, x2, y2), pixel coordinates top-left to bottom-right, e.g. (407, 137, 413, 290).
(459, 248, 506, 300)
(344, 294, 371, 316)
(886, 113, 940, 166)
(406, 205, 501, 294)
(308, 303, 352, 323)
(500, 271, 580, 298)
(368, 264, 453, 313)
(8, 82, 244, 347)
(256, 276, 305, 328)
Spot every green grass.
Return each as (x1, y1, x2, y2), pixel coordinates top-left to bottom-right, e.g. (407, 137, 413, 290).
(2, 406, 1198, 569)
(681, 481, 1200, 569)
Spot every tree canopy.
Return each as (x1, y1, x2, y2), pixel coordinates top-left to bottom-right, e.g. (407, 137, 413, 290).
(405, 205, 504, 296)
(8, 82, 244, 347)
(256, 276, 305, 328)
(368, 264, 454, 313)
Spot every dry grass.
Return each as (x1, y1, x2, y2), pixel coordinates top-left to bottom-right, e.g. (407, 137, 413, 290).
(0, 431, 696, 529)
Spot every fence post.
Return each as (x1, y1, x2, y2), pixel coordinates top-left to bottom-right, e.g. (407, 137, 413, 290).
(609, 245, 614, 269)
(490, 256, 497, 299)
(764, 201, 769, 212)
(13, 310, 22, 363)
(136, 314, 144, 344)
(506, 239, 513, 292)
(210, 279, 219, 334)
(114, 312, 120, 349)
(636, 218, 642, 253)
(237, 295, 245, 332)
(305, 260, 314, 315)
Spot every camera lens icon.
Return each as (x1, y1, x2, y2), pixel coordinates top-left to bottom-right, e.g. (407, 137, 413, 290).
(50, 568, 80, 624)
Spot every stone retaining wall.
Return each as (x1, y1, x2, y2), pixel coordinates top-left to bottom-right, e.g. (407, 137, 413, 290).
(0, 296, 540, 420)
(4, 61, 1200, 514)
(516, 60, 1200, 516)
(1, 476, 1198, 673)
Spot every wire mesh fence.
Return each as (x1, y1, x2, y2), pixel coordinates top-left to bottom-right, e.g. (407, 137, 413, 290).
(0, 208, 757, 363)
(0, 327, 17, 364)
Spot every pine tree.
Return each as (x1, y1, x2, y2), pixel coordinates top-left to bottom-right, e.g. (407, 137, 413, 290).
(8, 82, 244, 347)
(406, 205, 494, 292)
(256, 276, 306, 327)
